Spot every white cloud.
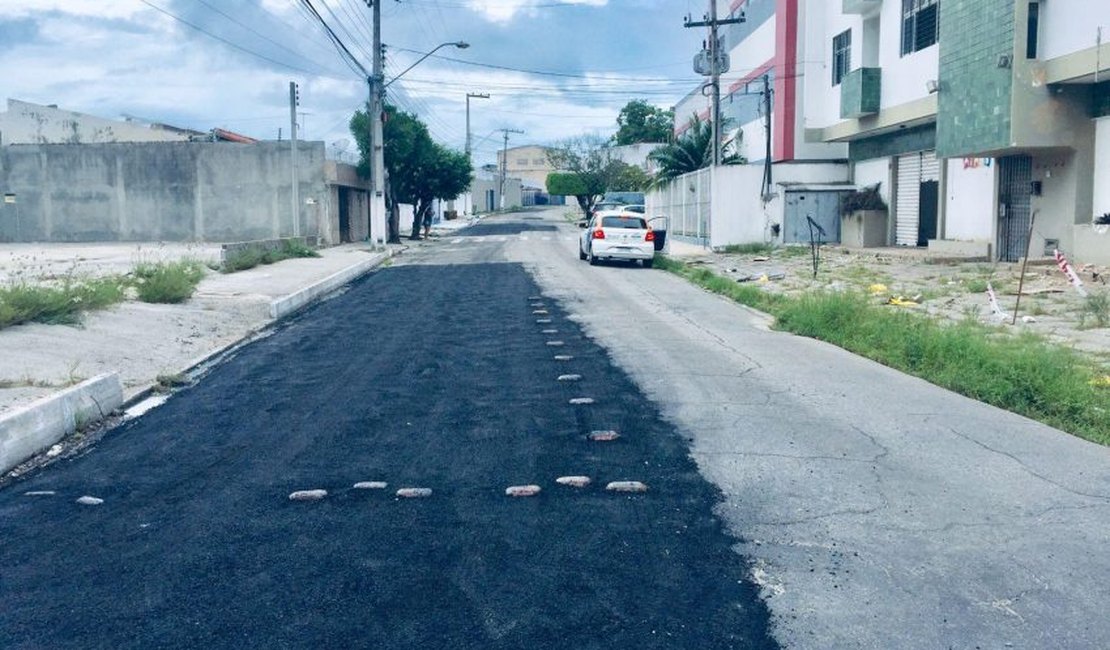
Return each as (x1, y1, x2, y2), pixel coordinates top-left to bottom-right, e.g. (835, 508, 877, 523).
(0, 0, 147, 20)
(465, 0, 607, 23)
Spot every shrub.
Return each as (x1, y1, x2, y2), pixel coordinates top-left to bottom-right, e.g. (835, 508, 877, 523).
(132, 260, 206, 304)
(0, 277, 126, 330)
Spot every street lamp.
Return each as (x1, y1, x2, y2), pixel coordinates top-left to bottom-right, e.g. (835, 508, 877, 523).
(384, 41, 469, 88)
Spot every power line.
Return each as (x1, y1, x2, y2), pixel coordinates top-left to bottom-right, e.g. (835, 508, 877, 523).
(296, 0, 370, 78)
(137, 0, 341, 77)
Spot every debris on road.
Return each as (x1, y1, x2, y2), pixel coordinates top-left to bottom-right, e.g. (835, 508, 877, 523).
(75, 496, 104, 505)
(569, 397, 595, 405)
(395, 487, 432, 498)
(353, 481, 388, 490)
(556, 476, 591, 488)
(588, 430, 621, 442)
(606, 481, 648, 493)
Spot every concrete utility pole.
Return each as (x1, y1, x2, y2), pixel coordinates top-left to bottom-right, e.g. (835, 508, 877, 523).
(465, 93, 490, 158)
(498, 128, 524, 210)
(367, 0, 387, 246)
(289, 81, 300, 237)
(685, 3, 745, 166)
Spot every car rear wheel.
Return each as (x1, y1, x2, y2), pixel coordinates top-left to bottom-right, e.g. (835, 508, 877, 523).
(642, 257, 654, 268)
(579, 245, 587, 261)
(587, 247, 599, 266)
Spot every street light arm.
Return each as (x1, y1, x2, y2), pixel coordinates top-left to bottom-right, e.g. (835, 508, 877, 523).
(384, 41, 468, 88)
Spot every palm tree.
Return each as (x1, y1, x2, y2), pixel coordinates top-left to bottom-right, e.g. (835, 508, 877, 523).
(648, 117, 745, 186)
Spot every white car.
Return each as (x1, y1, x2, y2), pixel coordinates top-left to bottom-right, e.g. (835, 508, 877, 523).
(578, 210, 656, 267)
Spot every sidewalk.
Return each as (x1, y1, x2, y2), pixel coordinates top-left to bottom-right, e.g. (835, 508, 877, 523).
(0, 242, 394, 414)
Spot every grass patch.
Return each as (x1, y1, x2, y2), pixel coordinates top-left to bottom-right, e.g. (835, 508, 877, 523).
(657, 255, 1110, 444)
(132, 260, 206, 304)
(719, 242, 775, 256)
(1078, 290, 1110, 329)
(222, 240, 320, 273)
(0, 277, 126, 330)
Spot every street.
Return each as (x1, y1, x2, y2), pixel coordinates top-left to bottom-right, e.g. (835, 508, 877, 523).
(3, 207, 1110, 649)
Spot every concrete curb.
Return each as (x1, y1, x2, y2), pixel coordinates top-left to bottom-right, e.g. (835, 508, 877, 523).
(268, 249, 392, 319)
(0, 373, 123, 474)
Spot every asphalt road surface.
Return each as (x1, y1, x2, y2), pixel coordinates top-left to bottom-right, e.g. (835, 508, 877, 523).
(5, 207, 1110, 649)
(0, 215, 775, 648)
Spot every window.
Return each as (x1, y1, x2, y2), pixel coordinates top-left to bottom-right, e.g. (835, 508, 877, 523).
(516, 158, 528, 165)
(1026, 2, 1040, 59)
(832, 29, 852, 86)
(901, 0, 939, 56)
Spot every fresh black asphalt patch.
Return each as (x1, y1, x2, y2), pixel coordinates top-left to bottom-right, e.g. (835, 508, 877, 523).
(0, 259, 777, 649)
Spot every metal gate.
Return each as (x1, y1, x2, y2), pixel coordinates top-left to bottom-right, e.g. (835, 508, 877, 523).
(784, 191, 843, 244)
(895, 151, 939, 246)
(997, 155, 1033, 262)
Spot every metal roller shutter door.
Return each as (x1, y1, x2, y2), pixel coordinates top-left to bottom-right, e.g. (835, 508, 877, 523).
(895, 151, 938, 246)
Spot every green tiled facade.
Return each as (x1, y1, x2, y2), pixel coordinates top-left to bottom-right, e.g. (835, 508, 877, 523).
(849, 124, 936, 162)
(936, 0, 1015, 158)
(840, 68, 882, 119)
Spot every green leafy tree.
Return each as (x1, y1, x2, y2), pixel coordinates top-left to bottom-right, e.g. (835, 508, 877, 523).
(352, 104, 471, 241)
(648, 116, 744, 186)
(613, 99, 674, 146)
(609, 162, 651, 193)
(546, 136, 627, 218)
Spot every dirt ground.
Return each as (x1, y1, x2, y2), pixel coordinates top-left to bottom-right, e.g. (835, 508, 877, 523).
(668, 242, 1110, 368)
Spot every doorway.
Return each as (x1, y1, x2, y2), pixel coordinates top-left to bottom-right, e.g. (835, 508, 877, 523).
(997, 155, 1033, 262)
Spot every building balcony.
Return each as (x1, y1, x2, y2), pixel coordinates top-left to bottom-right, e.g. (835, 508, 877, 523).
(840, 68, 882, 119)
(842, 0, 882, 15)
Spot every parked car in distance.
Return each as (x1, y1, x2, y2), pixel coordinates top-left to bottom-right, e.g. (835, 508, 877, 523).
(578, 210, 656, 267)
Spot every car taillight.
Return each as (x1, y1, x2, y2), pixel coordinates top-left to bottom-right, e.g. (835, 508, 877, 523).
(645, 230, 655, 241)
(593, 229, 605, 239)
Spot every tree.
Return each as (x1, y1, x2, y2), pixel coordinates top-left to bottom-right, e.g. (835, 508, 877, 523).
(352, 104, 471, 242)
(648, 116, 745, 186)
(613, 99, 674, 146)
(609, 162, 651, 193)
(546, 136, 627, 218)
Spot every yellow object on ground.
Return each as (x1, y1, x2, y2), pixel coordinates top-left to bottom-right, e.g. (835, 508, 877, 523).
(1091, 375, 1110, 388)
(869, 283, 888, 294)
(886, 296, 919, 307)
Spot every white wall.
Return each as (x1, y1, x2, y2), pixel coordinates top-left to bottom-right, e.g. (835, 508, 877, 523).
(0, 99, 192, 145)
(876, 0, 938, 110)
(853, 157, 892, 206)
(725, 16, 776, 80)
(1095, 118, 1110, 219)
(808, 2, 860, 130)
(1040, 1, 1110, 60)
(945, 158, 995, 241)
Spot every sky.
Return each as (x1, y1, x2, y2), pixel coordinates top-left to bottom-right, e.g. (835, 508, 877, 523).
(0, 0, 709, 167)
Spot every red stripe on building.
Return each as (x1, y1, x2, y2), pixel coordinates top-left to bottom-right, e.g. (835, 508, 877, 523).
(773, 0, 797, 161)
(729, 0, 747, 13)
(727, 59, 774, 95)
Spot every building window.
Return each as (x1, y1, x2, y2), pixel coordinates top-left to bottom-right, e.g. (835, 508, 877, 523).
(516, 158, 528, 165)
(1026, 2, 1040, 59)
(901, 0, 939, 56)
(832, 29, 852, 86)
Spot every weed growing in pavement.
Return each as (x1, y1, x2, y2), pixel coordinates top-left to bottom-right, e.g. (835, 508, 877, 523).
(719, 242, 775, 256)
(1078, 291, 1110, 329)
(153, 373, 190, 393)
(0, 276, 127, 330)
(657, 255, 1110, 445)
(222, 240, 320, 273)
(132, 260, 206, 304)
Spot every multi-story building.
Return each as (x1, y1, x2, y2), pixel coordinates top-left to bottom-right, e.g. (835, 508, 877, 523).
(811, 0, 1110, 263)
(495, 145, 557, 193)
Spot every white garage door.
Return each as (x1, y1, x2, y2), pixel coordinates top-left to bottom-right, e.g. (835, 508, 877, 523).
(895, 151, 939, 246)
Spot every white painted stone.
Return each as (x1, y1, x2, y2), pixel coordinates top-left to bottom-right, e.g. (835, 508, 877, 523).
(353, 481, 388, 490)
(24, 490, 56, 496)
(532, 310, 549, 315)
(569, 397, 595, 405)
(557, 374, 582, 382)
(556, 476, 591, 488)
(554, 355, 574, 361)
(527, 295, 542, 301)
(536, 318, 553, 324)
(588, 430, 621, 442)
(542, 329, 559, 334)
(46, 444, 63, 457)
(396, 487, 433, 498)
(76, 496, 104, 505)
(288, 489, 328, 501)
(530, 303, 545, 308)
(546, 340, 565, 347)
(505, 484, 542, 497)
(606, 481, 648, 493)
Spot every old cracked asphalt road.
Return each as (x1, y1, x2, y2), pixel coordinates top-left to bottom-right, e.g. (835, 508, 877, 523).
(4, 207, 1110, 649)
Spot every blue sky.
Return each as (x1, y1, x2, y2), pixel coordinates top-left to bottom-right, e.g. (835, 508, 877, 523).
(0, 0, 707, 166)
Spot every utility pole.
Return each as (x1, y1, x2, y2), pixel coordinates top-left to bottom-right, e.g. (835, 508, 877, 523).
(498, 128, 524, 210)
(367, 0, 387, 246)
(289, 81, 300, 238)
(685, 3, 745, 166)
(465, 92, 490, 158)
(762, 74, 773, 198)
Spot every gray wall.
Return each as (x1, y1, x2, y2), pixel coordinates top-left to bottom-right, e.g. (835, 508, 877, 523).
(0, 141, 326, 243)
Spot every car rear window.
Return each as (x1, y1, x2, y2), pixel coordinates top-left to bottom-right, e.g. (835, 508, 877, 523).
(601, 216, 647, 229)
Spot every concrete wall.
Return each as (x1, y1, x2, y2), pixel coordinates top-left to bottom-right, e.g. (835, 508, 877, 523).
(945, 157, 995, 241)
(1095, 118, 1110, 219)
(0, 141, 327, 243)
(0, 99, 193, 145)
(647, 161, 849, 248)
